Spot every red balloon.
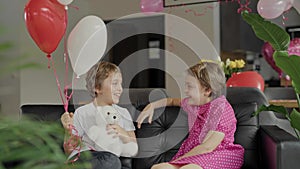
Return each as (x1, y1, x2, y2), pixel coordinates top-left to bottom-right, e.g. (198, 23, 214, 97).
(226, 71, 265, 92)
(24, 0, 67, 56)
(261, 42, 283, 77)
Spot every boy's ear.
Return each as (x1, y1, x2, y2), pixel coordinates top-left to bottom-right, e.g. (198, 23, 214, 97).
(204, 88, 212, 97)
(95, 88, 101, 95)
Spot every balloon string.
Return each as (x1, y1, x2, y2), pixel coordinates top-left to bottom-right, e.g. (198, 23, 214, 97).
(47, 54, 51, 69)
(50, 57, 67, 111)
(64, 77, 78, 111)
(63, 8, 70, 112)
(69, 5, 79, 10)
(281, 10, 290, 26)
(64, 124, 82, 163)
(64, 9, 69, 95)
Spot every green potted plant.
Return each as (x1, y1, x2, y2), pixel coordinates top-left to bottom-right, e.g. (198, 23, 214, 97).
(0, 28, 90, 169)
(241, 11, 300, 139)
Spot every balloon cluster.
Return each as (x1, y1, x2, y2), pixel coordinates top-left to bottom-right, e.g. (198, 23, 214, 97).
(24, 0, 107, 116)
(24, 0, 107, 77)
(257, 0, 294, 19)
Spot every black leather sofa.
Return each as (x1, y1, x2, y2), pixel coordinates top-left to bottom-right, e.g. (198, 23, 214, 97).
(20, 87, 300, 169)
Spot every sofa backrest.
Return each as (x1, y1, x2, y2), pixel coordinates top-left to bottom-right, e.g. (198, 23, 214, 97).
(20, 87, 282, 169)
(20, 104, 75, 122)
(226, 87, 269, 169)
(69, 88, 168, 106)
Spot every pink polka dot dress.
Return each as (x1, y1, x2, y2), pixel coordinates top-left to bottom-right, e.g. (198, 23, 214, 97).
(169, 95, 244, 169)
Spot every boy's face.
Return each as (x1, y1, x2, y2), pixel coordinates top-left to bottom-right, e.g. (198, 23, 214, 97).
(184, 74, 210, 106)
(98, 72, 123, 105)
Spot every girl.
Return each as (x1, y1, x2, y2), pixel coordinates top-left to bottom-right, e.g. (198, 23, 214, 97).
(136, 61, 244, 169)
(61, 61, 138, 169)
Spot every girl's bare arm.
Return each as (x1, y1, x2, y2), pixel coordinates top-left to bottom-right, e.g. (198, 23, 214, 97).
(136, 98, 181, 128)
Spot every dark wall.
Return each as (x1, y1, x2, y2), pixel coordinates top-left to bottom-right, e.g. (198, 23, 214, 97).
(220, 1, 264, 53)
(103, 15, 165, 88)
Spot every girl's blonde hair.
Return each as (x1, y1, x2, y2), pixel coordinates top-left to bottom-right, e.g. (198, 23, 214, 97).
(85, 61, 121, 98)
(187, 61, 226, 99)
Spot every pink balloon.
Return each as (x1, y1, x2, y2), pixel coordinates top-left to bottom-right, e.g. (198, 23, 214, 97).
(140, 0, 163, 13)
(284, 0, 294, 11)
(288, 38, 300, 56)
(261, 42, 283, 76)
(257, 0, 287, 19)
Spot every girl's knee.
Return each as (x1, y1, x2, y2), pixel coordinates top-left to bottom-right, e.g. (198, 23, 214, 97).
(151, 162, 178, 169)
(180, 164, 202, 169)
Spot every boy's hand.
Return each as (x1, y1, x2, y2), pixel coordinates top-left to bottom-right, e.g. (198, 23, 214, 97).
(107, 124, 130, 143)
(61, 112, 74, 130)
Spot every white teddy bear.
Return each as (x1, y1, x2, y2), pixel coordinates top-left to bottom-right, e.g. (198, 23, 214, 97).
(87, 106, 122, 156)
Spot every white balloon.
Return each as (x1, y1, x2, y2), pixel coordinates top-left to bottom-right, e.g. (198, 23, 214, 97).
(57, 0, 73, 6)
(68, 15, 107, 77)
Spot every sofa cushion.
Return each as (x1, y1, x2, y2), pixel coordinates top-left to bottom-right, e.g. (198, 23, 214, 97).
(233, 102, 259, 169)
(133, 106, 188, 169)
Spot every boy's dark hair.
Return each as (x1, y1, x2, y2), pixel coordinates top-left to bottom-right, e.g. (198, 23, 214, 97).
(85, 61, 120, 98)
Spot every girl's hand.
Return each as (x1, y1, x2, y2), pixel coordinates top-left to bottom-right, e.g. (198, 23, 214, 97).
(107, 124, 131, 143)
(136, 103, 155, 129)
(61, 112, 74, 130)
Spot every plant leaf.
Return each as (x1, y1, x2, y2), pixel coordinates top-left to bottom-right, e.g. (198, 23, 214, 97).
(290, 109, 300, 132)
(241, 11, 290, 51)
(274, 52, 300, 94)
(0, 41, 13, 51)
(253, 104, 289, 118)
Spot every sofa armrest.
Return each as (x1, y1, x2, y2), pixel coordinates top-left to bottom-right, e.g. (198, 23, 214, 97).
(259, 125, 300, 169)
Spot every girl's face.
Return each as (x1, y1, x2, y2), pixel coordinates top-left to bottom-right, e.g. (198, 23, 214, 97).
(184, 74, 211, 106)
(96, 72, 123, 106)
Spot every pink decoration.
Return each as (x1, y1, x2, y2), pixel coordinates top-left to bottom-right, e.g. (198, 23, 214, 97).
(288, 38, 300, 56)
(140, 0, 164, 13)
(185, 5, 214, 16)
(237, 0, 252, 13)
(257, 0, 287, 19)
(261, 42, 283, 77)
(226, 71, 265, 92)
